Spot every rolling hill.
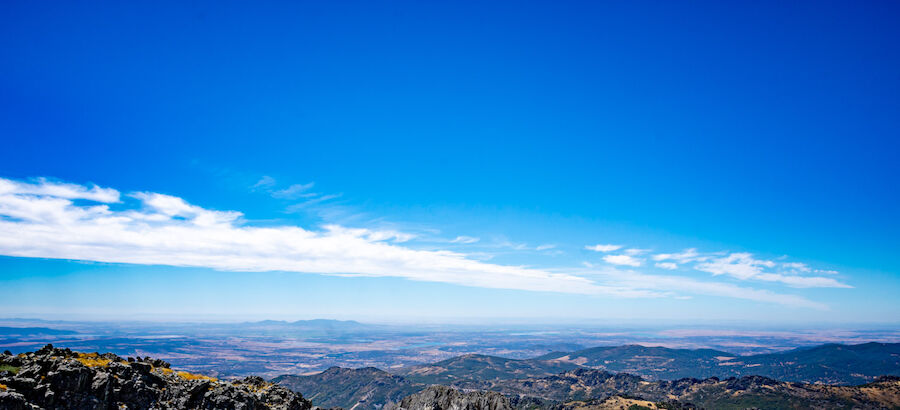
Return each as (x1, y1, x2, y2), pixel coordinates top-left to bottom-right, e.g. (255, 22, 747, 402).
(395, 353, 582, 384)
(537, 344, 732, 380)
(536, 342, 900, 384)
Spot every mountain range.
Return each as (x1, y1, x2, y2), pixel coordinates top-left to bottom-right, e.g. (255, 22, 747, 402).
(536, 342, 900, 384)
(275, 342, 900, 409)
(395, 354, 582, 385)
(398, 342, 900, 385)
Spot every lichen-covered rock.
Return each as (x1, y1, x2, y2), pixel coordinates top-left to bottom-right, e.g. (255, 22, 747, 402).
(0, 345, 313, 410)
(397, 385, 512, 410)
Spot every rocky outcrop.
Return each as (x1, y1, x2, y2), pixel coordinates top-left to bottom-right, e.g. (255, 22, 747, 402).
(274, 366, 422, 410)
(0, 344, 312, 410)
(397, 385, 512, 410)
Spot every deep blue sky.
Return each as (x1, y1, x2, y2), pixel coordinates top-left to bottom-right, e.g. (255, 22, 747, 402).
(1, 1, 898, 323)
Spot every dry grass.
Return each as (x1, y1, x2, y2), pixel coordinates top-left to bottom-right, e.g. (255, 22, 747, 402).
(239, 381, 271, 392)
(76, 352, 111, 367)
(251, 384, 271, 392)
(564, 396, 659, 410)
(176, 371, 217, 382)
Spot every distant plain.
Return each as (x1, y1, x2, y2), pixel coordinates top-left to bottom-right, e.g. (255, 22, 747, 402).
(2, 318, 897, 379)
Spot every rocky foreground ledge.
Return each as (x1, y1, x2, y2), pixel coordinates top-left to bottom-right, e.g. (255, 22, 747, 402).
(0, 345, 312, 410)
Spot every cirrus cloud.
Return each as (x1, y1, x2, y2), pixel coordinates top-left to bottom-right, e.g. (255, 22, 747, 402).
(0, 177, 841, 309)
(0, 177, 634, 297)
(586, 244, 622, 252)
(695, 253, 850, 288)
(603, 254, 642, 267)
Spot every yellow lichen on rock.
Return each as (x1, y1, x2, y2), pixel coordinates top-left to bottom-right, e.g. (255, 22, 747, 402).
(176, 370, 217, 382)
(75, 352, 111, 367)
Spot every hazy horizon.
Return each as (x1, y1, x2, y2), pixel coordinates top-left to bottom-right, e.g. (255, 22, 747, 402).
(4, 315, 900, 329)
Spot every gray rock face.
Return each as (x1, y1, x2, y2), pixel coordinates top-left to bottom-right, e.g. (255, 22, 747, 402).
(0, 344, 312, 410)
(397, 386, 512, 410)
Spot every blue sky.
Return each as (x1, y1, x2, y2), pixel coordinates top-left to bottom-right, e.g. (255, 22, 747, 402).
(1, 0, 898, 323)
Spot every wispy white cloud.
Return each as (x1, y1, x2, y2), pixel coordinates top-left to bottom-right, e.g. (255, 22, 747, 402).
(782, 262, 840, 276)
(652, 248, 706, 263)
(0, 177, 119, 203)
(0, 177, 637, 298)
(252, 177, 339, 209)
(450, 236, 480, 244)
(271, 182, 316, 199)
(782, 262, 811, 272)
(252, 176, 277, 189)
(284, 193, 343, 212)
(624, 248, 650, 255)
(695, 253, 850, 288)
(578, 267, 828, 310)
(323, 225, 416, 243)
(696, 252, 774, 279)
(603, 254, 642, 267)
(586, 244, 622, 252)
(753, 273, 851, 288)
(535, 244, 556, 251)
(655, 262, 678, 270)
(0, 177, 846, 309)
(491, 239, 529, 251)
